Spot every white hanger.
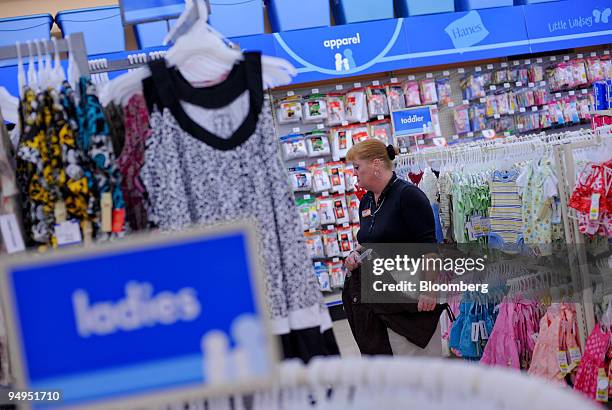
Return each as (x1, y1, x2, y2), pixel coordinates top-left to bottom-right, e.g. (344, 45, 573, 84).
(67, 35, 81, 91)
(35, 39, 47, 90)
(99, 0, 296, 107)
(26, 41, 38, 90)
(50, 37, 66, 87)
(0, 87, 19, 124)
(16, 41, 26, 97)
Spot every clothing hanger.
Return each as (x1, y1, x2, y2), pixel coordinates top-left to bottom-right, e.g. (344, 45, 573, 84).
(66, 34, 81, 91)
(26, 41, 37, 90)
(99, 0, 296, 107)
(35, 39, 47, 90)
(0, 87, 18, 124)
(50, 37, 66, 87)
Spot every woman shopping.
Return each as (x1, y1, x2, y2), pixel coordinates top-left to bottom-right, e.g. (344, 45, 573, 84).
(343, 139, 447, 356)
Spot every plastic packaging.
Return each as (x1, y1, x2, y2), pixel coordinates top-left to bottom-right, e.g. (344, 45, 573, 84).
(345, 88, 369, 123)
(314, 262, 331, 291)
(281, 134, 308, 160)
(344, 164, 356, 192)
(420, 79, 438, 104)
(328, 162, 347, 193)
(404, 81, 422, 107)
(337, 225, 354, 257)
(326, 93, 346, 126)
(289, 167, 312, 192)
(347, 193, 360, 223)
(277, 97, 303, 124)
(350, 124, 370, 144)
(317, 197, 336, 225)
(469, 104, 486, 132)
(369, 119, 392, 145)
(322, 228, 341, 257)
(436, 78, 453, 106)
(302, 94, 328, 123)
(297, 197, 320, 230)
(332, 194, 349, 224)
(311, 163, 332, 193)
(305, 131, 331, 157)
(386, 83, 406, 112)
(366, 86, 389, 118)
(328, 260, 345, 288)
(454, 105, 471, 134)
(330, 126, 353, 160)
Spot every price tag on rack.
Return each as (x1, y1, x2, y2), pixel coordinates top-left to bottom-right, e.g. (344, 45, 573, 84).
(475, 67, 482, 72)
(354, 82, 362, 87)
(304, 195, 311, 200)
(516, 81, 523, 87)
(490, 85, 497, 91)
(311, 88, 319, 94)
(564, 55, 570, 61)
(332, 257, 339, 262)
(298, 161, 306, 167)
(317, 158, 325, 164)
(463, 100, 469, 105)
(518, 124, 524, 129)
(480, 98, 486, 103)
(555, 93, 562, 98)
(452, 135, 459, 140)
(504, 131, 511, 137)
(569, 91, 575, 96)
(550, 56, 557, 61)
(443, 71, 450, 76)
(532, 106, 538, 112)
(509, 110, 515, 115)
(390, 78, 398, 83)
(591, 52, 597, 57)
(336, 84, 344, 91)
(377, 115, 385, 120)
(501, 62, 508, 68)
(487, 64, 494, 70)
(426, 73, 433, 78)
(520, 107, 526, 113)
(540, 81, 546, 87)
(309, 228, 315, 233)
(408, 75, 416, 81)
(322, 192, 330, 198)
(468, 132, 474, 137)
(326, 224, 334, 230)
(458, 68, 465, 74)
(577, 54, 583, 58)
(604, 50, 610, 55)
(582, 89, 588, 95)
(504, 83, 510, 89)
(317, 124, 325, 130)
(536, 58, 543, 63)
(287, 91, 295, 97)
(494, 114, 501, 119)
(417, 139, 425, 145)
(529, 82, 535, 88)
(342, 223, 350, 228)
(448, 102, 455, 108)
(525, 59, 531, 65)
(513, 61, 520, 66)
(292, 127, 300, 133)
(400, 147, 408, 153)
(372, 80, 380, 86)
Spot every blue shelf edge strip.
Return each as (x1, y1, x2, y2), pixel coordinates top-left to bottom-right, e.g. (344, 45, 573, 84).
(0, 0, 610, 93)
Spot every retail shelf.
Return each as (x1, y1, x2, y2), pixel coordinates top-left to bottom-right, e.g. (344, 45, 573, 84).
(325, 293, 343, 307)
(592, 110, 612, 116)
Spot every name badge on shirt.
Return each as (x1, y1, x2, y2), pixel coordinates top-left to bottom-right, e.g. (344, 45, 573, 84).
(361, 209, 371, 218)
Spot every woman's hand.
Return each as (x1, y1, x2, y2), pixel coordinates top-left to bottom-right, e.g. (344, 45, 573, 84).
(417, 292, 437, 312)
(344, 250, 361, 272)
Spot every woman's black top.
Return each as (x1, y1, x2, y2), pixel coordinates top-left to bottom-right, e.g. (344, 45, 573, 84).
(352, 172, 446, 349)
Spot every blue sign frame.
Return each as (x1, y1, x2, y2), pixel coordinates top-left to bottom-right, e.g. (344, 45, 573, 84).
(0, 222, 277, 409)
(119, 0, 186, 25)
(391, 105, 434, 138)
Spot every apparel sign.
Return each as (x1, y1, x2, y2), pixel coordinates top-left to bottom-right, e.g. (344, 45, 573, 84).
(523, 0, 612, 53)
(391, 106, 433, 137)
(272, 18, 410, 83)
(0, 223, 276, 409)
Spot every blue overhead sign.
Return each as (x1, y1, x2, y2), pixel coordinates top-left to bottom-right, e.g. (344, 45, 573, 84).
(523, 0, 612, 53)
(119, 0, 185, 24)
(391, 106, 434, 137)
(0, 224, 275, 409)
(272, 18, 410, 84)
(404, 7, 531, 68)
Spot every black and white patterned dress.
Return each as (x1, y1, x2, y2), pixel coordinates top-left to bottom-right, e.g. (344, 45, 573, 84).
(139, 53, 333, 344)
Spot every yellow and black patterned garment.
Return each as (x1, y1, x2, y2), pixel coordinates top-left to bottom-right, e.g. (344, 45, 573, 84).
(16, 86, 96, 247)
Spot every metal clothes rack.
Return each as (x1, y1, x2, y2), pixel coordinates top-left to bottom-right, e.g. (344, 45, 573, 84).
(0, 32, 89, 78)
(395, 128, 612, 347)
(88, 50, 167, 75)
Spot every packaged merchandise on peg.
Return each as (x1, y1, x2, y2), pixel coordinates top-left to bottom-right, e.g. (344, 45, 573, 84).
(345, 88, 369, 123)
(326, 93, 347, 126)
(302, 94, 328, 123)
(386, 83, 406, 112)
(281, 134, 308, 160)
(277, 96, 303, 124)
(289, 167, 312, 192)
(330, 126, 353, 160)
(366, 85, 389, 118)
(305, 131, 331, 157)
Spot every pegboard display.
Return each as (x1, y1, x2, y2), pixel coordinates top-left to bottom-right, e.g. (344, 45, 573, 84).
(269, 46, 612, 294)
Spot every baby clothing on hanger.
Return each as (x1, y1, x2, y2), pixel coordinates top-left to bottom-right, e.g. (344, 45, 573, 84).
(488, 169, 522, 252)
(574, 324, 610, 401)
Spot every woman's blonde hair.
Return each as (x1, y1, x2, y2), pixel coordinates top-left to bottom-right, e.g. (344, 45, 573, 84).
(346, 139, 396, 170)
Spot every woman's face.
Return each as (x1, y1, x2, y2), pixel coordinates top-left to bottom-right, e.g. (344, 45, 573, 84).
(352, 159, 378, 191)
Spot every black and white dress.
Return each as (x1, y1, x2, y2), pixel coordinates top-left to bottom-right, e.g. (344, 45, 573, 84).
(140, 53, 338, 360)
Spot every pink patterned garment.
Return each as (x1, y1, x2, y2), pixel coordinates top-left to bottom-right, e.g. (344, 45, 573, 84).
(574, 325, 610, 401)
(481, 302, 521, 369)
(118, 94, 152, 231)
